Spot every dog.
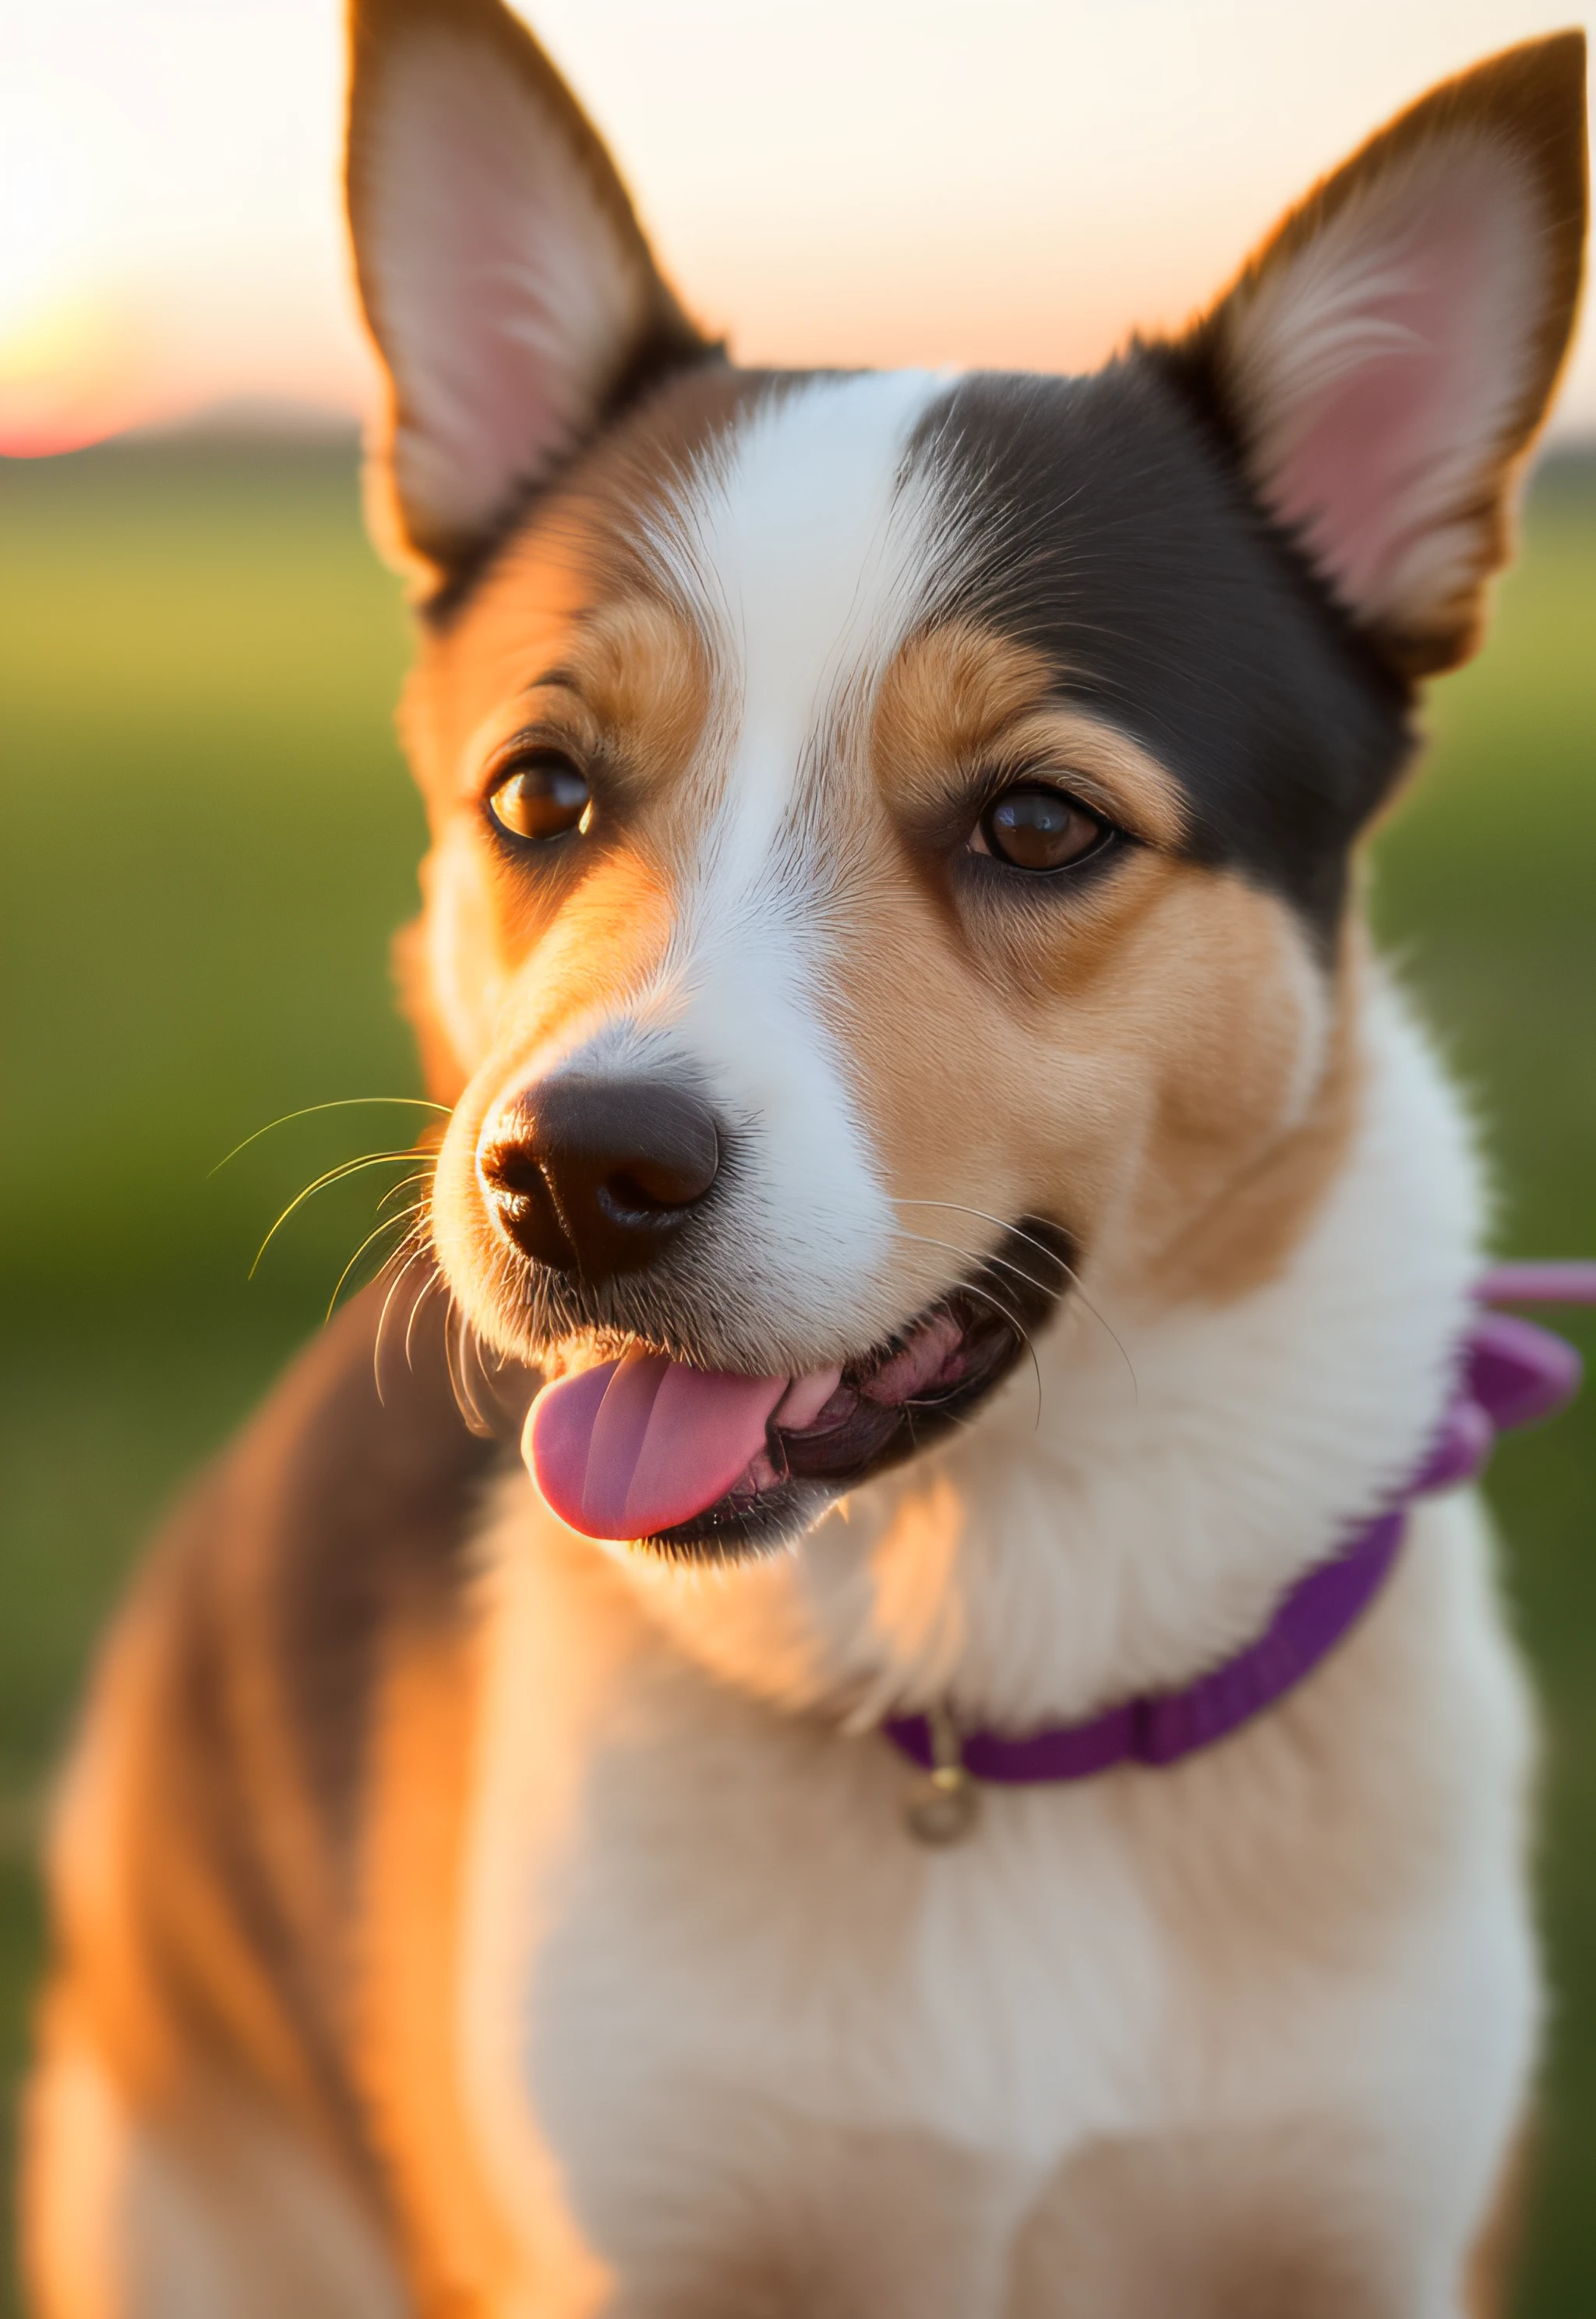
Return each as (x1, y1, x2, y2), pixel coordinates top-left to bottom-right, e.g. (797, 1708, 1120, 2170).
(21, 5, 1589, 2312)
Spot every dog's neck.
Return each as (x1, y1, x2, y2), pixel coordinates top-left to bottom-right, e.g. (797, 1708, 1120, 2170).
(599, 966, 1482, 1732)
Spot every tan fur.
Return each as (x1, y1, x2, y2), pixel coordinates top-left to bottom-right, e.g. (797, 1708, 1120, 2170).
(833, 820, 1354, 1318)
(1464, 2121, 1534, 2319)
(871, 623, 1190, 851)
(41, 1570, 348, 2160)
(351, 1624, 523, 2315)
(852, 616, 1362, 1308)
(23, 1281, 496, 2315)
(24, 2047, 402, 2319)
(1135, 921, 1361, 1307)
(404, 541, 1356, 1350)
(23, 2002, 130, 2319)
(25, 12, 1587, 2312)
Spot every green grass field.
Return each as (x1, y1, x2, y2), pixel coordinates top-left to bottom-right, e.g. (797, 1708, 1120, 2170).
(2, 435, 1594, 2310)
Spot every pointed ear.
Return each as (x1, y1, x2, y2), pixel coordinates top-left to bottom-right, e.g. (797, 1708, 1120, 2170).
(1172, 33, 1587, 677)
(346, 0, 712, 591)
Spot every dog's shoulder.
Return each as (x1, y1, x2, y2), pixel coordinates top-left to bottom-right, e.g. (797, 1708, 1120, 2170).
(118, 1269, 500, 1866)
(42, 1277, 505, 2187)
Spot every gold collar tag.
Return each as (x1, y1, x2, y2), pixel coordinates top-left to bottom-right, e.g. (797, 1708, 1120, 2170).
(903, 1704, 980, 1845)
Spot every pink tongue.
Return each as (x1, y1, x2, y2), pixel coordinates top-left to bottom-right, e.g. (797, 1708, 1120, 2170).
(524, 1347, 789, 1539)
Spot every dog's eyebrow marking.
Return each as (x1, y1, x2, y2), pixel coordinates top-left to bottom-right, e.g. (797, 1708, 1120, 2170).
(871, 622, 1190, 851)
(999, 709, 1188, 848)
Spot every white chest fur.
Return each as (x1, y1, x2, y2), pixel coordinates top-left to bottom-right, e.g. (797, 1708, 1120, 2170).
(451, 985, 1540, 2310)
(457, 1497, 1534, 2314)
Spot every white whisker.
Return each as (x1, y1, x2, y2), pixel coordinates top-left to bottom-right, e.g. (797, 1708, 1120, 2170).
(373, 1237, 436, 1403)
(896, 1198, 1137, 1397)
(890, 1227, 1045, 1428)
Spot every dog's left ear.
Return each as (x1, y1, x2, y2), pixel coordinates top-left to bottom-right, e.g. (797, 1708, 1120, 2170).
(1171, 33, 1587, 677)
(346, 0, 712, 591)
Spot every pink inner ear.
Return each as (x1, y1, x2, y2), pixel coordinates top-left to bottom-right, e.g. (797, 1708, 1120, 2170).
(362, 30, 650, 555)
(1244, 146, 1539, 630)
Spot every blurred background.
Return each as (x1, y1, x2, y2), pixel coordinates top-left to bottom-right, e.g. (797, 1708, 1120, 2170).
(2, 2, 1594, 2310)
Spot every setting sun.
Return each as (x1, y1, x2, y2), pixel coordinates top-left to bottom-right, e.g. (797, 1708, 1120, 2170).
(0, 295, 143, 457)
(0, 0, 1591, 460)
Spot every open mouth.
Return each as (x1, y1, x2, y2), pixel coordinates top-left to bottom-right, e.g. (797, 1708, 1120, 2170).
(522, 1220, 1072, 1559)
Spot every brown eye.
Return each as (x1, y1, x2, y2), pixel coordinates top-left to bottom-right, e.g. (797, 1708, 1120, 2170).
(486, 751, 591, 844)
(975, 785, 1110, 873)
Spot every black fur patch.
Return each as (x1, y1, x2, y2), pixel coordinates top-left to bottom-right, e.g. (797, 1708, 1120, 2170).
(911, 361, 1414, 938)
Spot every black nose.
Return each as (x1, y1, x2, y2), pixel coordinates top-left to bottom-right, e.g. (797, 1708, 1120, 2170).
(479, 1076, 722, 1281)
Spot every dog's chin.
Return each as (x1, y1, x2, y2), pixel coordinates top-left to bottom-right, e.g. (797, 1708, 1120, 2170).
(522, 1219, 1075, 1565)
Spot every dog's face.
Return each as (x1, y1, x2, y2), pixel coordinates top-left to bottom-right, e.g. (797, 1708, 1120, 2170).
(346, 0, 1585, 1556)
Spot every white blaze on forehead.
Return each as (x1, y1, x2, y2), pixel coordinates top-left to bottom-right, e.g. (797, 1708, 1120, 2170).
(648, 368, 952, 868)
(614, 370, 958, 1357)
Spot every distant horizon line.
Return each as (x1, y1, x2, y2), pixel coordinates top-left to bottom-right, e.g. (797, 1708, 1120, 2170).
(4, 390, 1594, 466)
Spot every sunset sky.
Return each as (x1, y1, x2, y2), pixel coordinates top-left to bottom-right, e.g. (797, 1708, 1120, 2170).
(3, 0, 1593, 455)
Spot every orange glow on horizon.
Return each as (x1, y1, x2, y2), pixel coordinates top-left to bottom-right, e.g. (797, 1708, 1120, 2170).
(2, 1, 1591, 455)
(0, 295, 146, 458)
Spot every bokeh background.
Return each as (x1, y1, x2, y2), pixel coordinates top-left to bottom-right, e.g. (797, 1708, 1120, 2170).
(2, 3, 1594, 2310)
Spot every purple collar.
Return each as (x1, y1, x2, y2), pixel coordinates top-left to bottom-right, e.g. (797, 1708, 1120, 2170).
(886, 1264, 1595, 1830)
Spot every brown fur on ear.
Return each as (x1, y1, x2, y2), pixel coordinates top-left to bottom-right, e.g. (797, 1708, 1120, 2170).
(1169, 33, 1587, 679)
(346, 0, 712, 595)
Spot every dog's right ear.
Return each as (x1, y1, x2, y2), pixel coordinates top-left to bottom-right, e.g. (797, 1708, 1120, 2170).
(346, 0, 711, 591)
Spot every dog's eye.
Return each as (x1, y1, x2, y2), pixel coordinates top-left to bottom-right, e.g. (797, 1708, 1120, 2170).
(486, 751, 591, 844)
(972, 785, 1111, 872)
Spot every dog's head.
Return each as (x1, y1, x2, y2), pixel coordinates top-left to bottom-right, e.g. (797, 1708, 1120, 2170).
(345, 0, 1585, 1558)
